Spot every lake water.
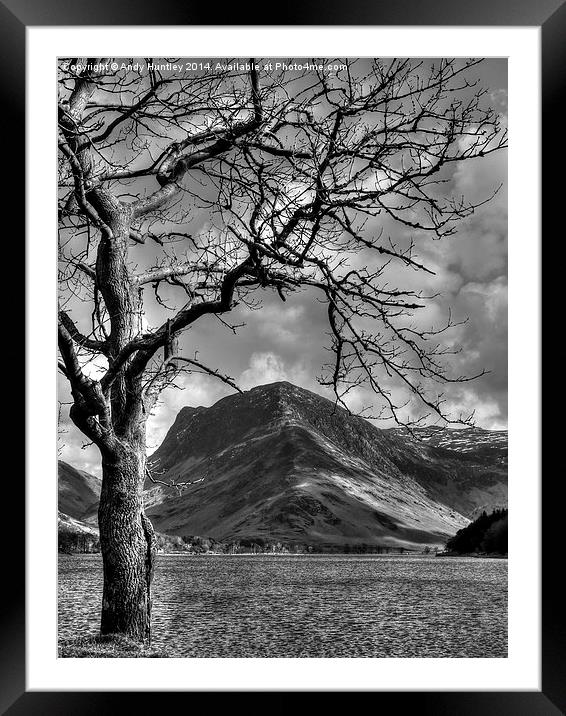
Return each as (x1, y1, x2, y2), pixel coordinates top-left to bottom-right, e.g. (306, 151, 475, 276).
(58, 554, 507, 657)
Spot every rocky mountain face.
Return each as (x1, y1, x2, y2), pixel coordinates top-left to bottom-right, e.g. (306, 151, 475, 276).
(143, 382, 507, 550)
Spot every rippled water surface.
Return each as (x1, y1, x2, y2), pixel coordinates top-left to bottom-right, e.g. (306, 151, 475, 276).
(59, 554, 507, 657)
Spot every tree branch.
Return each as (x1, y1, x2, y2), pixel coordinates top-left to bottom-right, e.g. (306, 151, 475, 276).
(59, 309, 107, 353)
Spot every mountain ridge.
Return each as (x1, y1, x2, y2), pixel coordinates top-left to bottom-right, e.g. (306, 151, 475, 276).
(145, 382, 507, 549)
(59, 382, 507, 551)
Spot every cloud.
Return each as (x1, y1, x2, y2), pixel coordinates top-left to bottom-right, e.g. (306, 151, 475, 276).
(239, 351, 311, 390)
(445, 149, 508, 283)
(442, 387, 508, 430)
(246, 303, 306, 346)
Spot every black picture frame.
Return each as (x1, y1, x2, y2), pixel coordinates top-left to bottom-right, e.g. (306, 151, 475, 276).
(6, 0, 560, 711)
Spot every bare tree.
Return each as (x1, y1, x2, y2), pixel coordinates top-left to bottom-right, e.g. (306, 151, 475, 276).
(58, 57, 506, 642)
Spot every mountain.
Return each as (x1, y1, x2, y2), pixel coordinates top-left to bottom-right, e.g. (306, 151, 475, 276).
(145, 382, 507, 550)
(58, 460, 101, 521)
(387, 426, 508, 518)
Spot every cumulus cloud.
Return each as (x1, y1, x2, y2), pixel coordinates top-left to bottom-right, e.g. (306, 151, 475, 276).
(245, 304, 306, 347)
(239, 352, 312, 390)
(442, 387, 508, 430)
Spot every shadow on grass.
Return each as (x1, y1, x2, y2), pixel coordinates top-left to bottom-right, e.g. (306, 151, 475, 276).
(58, 633, 166, 658)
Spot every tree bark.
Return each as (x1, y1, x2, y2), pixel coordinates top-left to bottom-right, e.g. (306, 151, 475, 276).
(98, 445, 157, 643)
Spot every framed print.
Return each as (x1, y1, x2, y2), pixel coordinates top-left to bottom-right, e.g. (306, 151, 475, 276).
(5, 0, 561, 711)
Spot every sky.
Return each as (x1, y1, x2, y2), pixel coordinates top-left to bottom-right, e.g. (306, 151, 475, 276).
(58, 58, 508, 476)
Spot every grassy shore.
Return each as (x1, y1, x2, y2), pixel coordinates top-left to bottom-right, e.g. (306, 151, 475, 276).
(59, 633, 166, 658)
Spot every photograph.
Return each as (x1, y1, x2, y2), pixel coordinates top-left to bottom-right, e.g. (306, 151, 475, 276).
(56, 55, 509, 659)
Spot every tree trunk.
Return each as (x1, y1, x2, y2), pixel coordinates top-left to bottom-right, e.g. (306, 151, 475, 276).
(98, 445, 157, 643)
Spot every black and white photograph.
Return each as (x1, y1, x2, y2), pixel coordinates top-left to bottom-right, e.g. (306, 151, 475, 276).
(56, 56, 509, 660)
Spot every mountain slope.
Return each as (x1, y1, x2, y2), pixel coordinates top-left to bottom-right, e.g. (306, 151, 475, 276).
(58, 460, 101, 520)
(386, 426, 508, 518)
(146, 382, 507, 549)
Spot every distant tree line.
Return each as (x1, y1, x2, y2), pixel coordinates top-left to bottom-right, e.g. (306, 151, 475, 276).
(156, 534, 313, 553)
(156, 534, 414, 554)
(343, 544, 412, 554)
(446, 509, 508, 555)
(58, 527, 431, 556)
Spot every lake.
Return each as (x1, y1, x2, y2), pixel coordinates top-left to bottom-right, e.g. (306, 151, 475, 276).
(58, 554, 507, 657)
